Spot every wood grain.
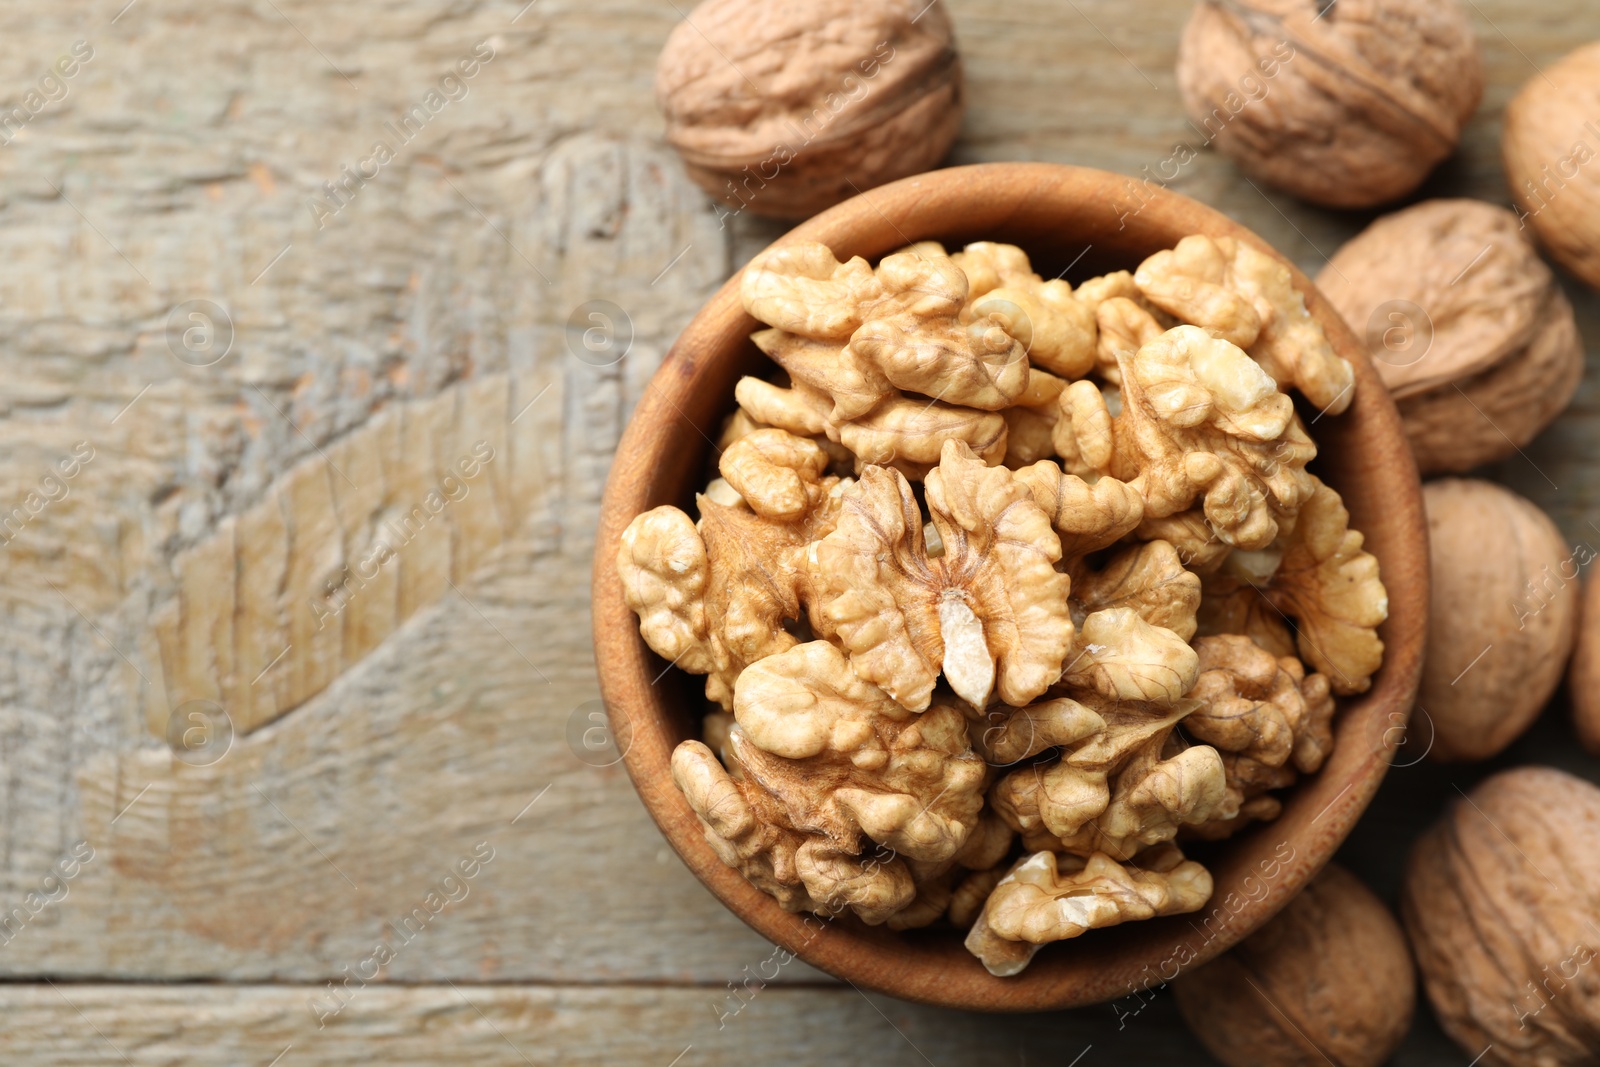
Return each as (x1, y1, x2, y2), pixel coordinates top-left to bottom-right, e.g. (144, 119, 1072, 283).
(0, 983, 1225, 1067)
(0, 0, 1594, 1061)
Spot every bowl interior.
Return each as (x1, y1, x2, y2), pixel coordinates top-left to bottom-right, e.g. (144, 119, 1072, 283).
(592, 162, 1427, 1011)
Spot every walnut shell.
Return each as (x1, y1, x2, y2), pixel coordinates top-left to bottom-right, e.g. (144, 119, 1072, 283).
(1174, 863, 1414, 1067)
(1569, 573, 1600, 756)
(1316, 200, 1583, 475)
(1505, 41, 1600, 291)
(1420, 480, 1579, 762)
(655, 0, 964, 220)
(1402, 767, 1600, 1067)
(1177, 0, 1482, 209)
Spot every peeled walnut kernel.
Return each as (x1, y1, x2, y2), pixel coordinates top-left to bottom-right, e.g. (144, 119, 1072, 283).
(1137, 236, 1355, 413)
(1505, 41, 1600, 291)
(966, 845, 1213, 977)
(1062, 607, 1200, 705)
(616, 506, 717, 678)
(1186, 635, 1311, 767)
(616, 474, 846, 707)
(656, 0, 963, 219)
(1403, 767, 1600, 1067)
(807, 440, 1072, 710)
(1199, 476, 1387, 696)
(731, 643, 986, 864)
(734, 375, 1008, 480)
(1419, 479, 1578, 761)
(950, 242, 1098, 379)
(675, 737, 925, 924)
(1181, 637, 1335, 841)
(1111, 325, 1318, 551)
(1176, 864, 1415, 1067)
(718, 428, 829, 521)
(1070, 539, 1202, 642)
(1012, 459, 1144, 556)
(1177, 0, 1483, 209)
(1317, 199, 1583, 474)
(743, 244, 1032, 412)
(992, 695, 1232, 857)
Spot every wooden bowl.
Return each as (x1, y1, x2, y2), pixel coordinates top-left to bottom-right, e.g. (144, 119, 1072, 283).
(591, 162, 1428, 1011)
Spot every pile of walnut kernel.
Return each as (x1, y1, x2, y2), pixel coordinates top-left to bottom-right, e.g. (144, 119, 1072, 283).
(616, 237, 1388, 977)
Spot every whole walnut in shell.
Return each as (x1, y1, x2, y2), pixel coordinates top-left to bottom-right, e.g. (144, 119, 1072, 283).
(1403, 767, 1600, 1067)
(655, 0, 964, 220)
(1177, 0, 1483, 209)
(1505, 42, 1600, 291)
(1175, 864, 1415, 1067)
(1419, 480, 1579, 762)
(1570, 574, 1600, 756)
(1317, 200, 1584, 475)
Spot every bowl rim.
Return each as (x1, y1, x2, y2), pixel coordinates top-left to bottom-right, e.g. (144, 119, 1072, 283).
(590, 161, 1428, 1012)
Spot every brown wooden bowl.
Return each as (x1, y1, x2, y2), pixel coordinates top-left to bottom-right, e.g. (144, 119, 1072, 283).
(591, 162, 1427, 1011)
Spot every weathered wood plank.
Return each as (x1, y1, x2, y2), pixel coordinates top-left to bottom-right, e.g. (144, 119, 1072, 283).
(0, 982, 1497, 1066)
(0, 983, 1219, 1067)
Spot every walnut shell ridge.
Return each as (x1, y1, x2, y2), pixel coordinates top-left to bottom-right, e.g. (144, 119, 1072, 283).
(1403, 767, 1600, 1067)
(1175, 863, 1415, 1067)
(1177, 0, 1482, 209)
(655, 0, 964, 219)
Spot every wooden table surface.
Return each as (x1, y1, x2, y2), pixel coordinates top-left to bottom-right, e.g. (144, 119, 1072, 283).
(2, 0, 1598, 1063)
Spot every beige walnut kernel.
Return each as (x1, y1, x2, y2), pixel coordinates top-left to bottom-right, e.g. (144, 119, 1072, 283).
(743, 243, 1032, 416)
(1094, 295, 1165, 386)
(718, 428, 829, 522)
(1061, 607, 1201, 705)
(1112, 325, 1317, 551)
(752, 328, 893, 423)
(1012, 459, 1144, 557)
(741, 243, 888, 341)
(733, 375, 1009, 481)
(1052, 379, 1117, 480)
(1070, 539, 1203, 642)
(966, 845, 1213, 977)
(616, 506, 717, 678)
(674, 735, 927, 925)
(731, 642, 986, 863)
(1184, 635, 1336, 800)
(950, 242, 1099, 379)
(992, 696, 1232, 857)
(1136, 236, 1355, 414)
(808, 440, 1073, 710)
(1199, 476, 1387, 695)
(671, 739, 815, 913)
(845, 250, 1032, 412)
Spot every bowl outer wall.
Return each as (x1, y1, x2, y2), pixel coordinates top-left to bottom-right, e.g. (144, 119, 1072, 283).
(590, 162, 1428, 1012)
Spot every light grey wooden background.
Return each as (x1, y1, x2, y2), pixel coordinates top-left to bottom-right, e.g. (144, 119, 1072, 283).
(0, 0, 1596, 1063)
